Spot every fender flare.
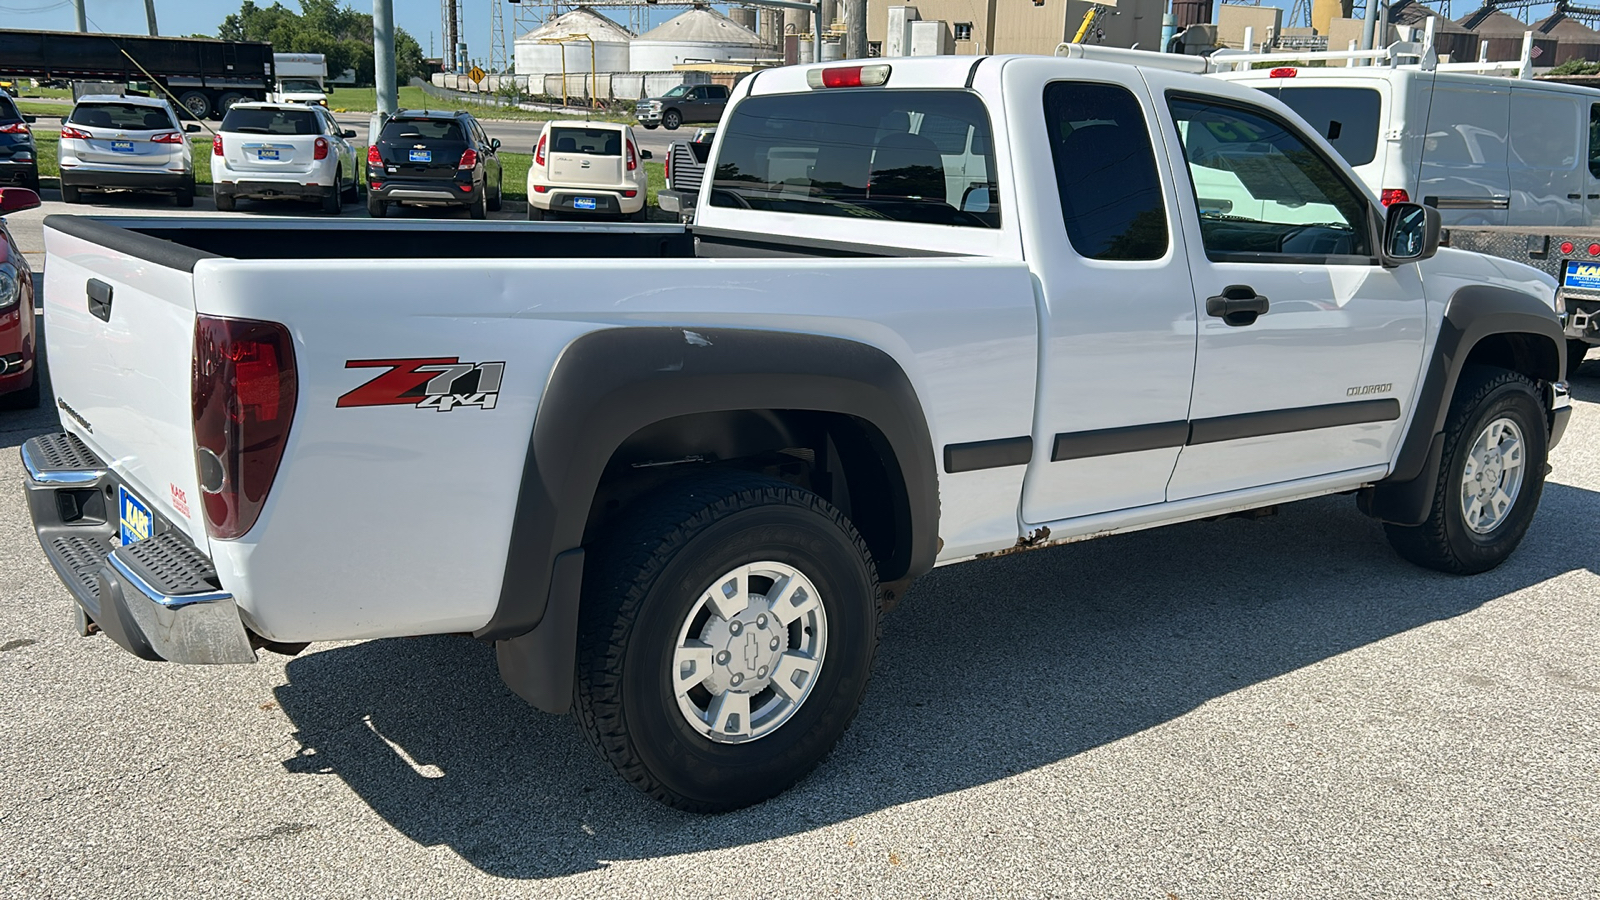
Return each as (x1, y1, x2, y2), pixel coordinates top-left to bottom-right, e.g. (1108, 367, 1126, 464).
(1365, 284, 1564, 525)
(486, 327, 940, 711)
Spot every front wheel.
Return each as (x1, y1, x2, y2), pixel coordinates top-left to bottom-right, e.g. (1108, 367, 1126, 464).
(1384, 366, 1548, 574)
(574, 471, 881, 812)
(214, 190, 236, 212)
(662, 110, 681, 130)
(1568, 339, 1589, 379)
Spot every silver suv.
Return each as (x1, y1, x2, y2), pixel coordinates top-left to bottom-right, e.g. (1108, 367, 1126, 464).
(59, 95, 199, 206)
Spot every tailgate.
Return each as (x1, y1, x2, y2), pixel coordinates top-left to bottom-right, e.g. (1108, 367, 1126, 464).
(226, 135, 317, 175)
(42, 217, 210, 551)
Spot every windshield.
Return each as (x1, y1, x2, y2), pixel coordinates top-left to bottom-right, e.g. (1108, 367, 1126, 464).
(69, 102, 175, 131)
(280, 79, 323, 93)
(661, 85, 692, 99)
(221, 107, 321, 135)
(1263, 86, 1382, 168)
(380, 118, 463, 141)
(710, 89, 1000, 228)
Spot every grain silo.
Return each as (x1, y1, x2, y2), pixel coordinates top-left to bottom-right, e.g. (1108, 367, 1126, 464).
(1535, 10, 1600, 65)
(630, 7, 776, 71)
(514, 8, 634, 77)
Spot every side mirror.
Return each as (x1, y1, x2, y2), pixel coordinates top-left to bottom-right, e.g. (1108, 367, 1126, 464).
(341, 129, 357, 138)
(0, 187, 42, 214)
(490, 138, 501, 150)
(184, 123, 202, 133)
(640, 149, 652, 159)
(1381, 201, 1441, 267)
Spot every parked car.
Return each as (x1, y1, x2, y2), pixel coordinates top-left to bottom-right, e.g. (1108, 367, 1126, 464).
(0, 185, 40, 409)
(0, 88, 40, 192)
(212, 102, 359, 214)
(636, 83, 730, 130)
(526, 121, 651, 221)
(366, 110, 503, 219)
(659, 130, 714, 222)
(58, 95, 199, 206)
(31, 53, 1570, 813)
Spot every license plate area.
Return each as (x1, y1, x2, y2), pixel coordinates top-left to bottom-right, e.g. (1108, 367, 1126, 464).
(110, 140, 134, 153)
(574, 196, 597, 210)
(256, 148, 280, 161)
(119, 485, 154, 546)
(1564, 260, 1600, 292)
(409, 149, 432, 163)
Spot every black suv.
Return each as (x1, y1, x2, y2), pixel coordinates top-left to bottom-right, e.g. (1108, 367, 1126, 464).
(366, 110, 503, 218)
(0, 89, 40, 191)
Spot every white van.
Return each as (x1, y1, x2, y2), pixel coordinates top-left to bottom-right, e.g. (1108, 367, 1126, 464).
(1214, 65, 1600, 227)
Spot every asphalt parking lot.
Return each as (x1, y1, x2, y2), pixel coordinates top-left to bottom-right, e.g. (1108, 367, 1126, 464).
(0, 203, 1597, 896)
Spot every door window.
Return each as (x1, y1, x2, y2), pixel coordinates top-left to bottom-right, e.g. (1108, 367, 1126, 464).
(1169, 96, 1372, 262)
(1589, 104, 1600, 178)
(1044, 81, 1168, 261)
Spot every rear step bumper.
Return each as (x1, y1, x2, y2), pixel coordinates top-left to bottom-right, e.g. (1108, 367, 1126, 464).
(21, 432, 256, 665)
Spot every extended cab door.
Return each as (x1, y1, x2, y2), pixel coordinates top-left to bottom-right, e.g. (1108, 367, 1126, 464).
(1151, 82, 1426, 500)
(1006, 60, 1199, 523)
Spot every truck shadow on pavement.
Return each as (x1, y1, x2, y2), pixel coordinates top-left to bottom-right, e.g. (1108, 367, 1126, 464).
(272, 450, 1600, 878)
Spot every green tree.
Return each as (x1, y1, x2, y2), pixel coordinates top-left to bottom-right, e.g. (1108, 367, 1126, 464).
(215, 0, 426, 88)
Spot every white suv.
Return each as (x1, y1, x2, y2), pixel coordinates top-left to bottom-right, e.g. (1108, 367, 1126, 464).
(211, 102, 359, 214)
(526, 121, 651, 221)
(58, 95, 197, 206)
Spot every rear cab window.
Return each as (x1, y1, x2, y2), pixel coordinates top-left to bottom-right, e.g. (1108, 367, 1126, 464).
(70, 102, 176, 131)
(222, 107, 321, 136)
(710, 89, 1000, 228)
(550, 127, 622, 155)
(0, 94, 21, 123)
(381, 118, 464, 142)
(1260, 86, 1382, 167)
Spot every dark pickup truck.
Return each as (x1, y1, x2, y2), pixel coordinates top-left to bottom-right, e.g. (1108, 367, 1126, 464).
(658, 130, 712, 222)
(635, 83, 729, 130)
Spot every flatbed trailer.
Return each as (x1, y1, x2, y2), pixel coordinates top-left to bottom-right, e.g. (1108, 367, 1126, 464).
(1445, 226, 1600, 376)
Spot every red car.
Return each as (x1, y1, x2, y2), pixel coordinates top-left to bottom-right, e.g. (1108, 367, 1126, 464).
(0, 186, 40, 409)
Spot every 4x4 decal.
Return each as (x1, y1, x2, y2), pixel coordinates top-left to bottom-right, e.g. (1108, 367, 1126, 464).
(337, 357, 504, 412)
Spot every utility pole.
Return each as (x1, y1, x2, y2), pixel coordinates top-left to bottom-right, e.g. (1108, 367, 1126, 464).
(845, 0, 866, 59)
(1361, 0, 1377, 49)
(73, 0, 87, 32)
(143, 0, 158, 35)
(374, 0, 397, 116)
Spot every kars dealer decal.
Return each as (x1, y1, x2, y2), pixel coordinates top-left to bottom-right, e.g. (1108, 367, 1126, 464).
(337, 357, 505, 412)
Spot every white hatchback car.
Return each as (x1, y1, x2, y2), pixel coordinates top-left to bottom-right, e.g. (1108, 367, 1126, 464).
(526, 121, 651, 221)
(211, 102, 359, 214)
(58, 95, 198, 206)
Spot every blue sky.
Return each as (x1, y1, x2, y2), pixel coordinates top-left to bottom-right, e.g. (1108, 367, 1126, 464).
(0, 0, 1573, 59)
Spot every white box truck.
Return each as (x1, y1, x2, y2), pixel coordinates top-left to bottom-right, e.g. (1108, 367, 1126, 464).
(271, 52, 328, 106)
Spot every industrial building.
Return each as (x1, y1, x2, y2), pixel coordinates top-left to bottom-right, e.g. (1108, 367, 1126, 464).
(867, 0, 1165, 57)
(629, 7, 777, 71)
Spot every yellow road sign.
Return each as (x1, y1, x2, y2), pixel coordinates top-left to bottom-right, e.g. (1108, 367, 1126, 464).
(469, 65, 487, 85)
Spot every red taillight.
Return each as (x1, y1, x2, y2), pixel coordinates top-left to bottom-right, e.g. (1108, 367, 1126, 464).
(1380, 188, 1409, 207)
(192, 315, 297, 541)
(60, 125, 92, 140)
(1561, 241, 1575, 254)
(626, 139, 638, 171)
(151, 131, 183, 144)
(314, 136, 329, 160)
(369, 181, 382, 190)
(1589, 243, 1600, 256)
(367, 144, 382, 166)
(664, 151, 671, 183)
(622, 189, 638, 198)
(1269, 67, 1298, 78)
(212, 134, 223, 156)
(534, 133, 547, 166)
(807, 64, 892, 89)
(458, 148, 478, 170)
(0, 122, 28, 135)
(533, 185, 548, 193)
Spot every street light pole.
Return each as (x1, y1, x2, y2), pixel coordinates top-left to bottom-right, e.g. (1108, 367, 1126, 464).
(73, 0, 86, 32)
(373, 0, 397, 118)
(144, 0, 159, 35)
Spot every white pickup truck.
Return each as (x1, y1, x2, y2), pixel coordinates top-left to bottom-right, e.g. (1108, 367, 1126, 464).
(27, 53, 1571, 812)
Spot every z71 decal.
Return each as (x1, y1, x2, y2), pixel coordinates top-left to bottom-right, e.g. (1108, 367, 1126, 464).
(337, 357, 505, 412)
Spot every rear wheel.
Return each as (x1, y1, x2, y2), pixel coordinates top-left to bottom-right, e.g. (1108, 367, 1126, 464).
(1383, 366, 1548, 575)
(23, 170, 40, 193)
(322, 177, 342, 215)
(177, 90, 211, 121)
(662, 110, 682, 130)
(526, 205, 543, 221)
(215, 92, 247, 116)
(574, 471, 881, 812)
(214, 190, 236, 212)
(468, 188, 487, 220)
(488, 180, 503, 211)
(366, 192, 387, 218)
(174, 179, 195, 208)
(1568, 339, 1589, 379)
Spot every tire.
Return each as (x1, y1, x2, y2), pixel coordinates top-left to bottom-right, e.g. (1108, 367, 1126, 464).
(0, 371, 42, 410)
(214, 190, 236, 212)
(468, 188, 487, 220)
(321, 181, 341, 215)
(1383, 366, 1548, 575)
(60, 183, 81, 204)
(662, 110, 682, 130)
(574, 471, 881, 813)
(342, 173, 358, 202)
(215, 92, 246, 115)
(1568, 339, 1589, 379)
(366, 192, 387, 218)
(488, 182, 503, 212)
(526, 205, 543, 221)
(628, 206, 648, 222)
(23, 170, 40, 193)
(177, 90, 211, 121)
(174, 180, 195, 208)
